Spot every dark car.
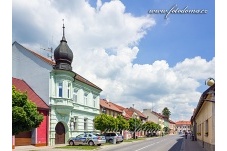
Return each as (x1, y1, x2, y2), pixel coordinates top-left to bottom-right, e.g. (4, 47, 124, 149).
(146, 132, 157, 137)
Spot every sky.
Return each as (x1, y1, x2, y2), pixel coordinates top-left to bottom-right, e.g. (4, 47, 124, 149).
(11, 0, 216, 123)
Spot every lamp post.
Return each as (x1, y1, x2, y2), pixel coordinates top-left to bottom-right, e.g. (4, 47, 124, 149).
(133, 104, 136, 139)
(205, 77, 215, 86)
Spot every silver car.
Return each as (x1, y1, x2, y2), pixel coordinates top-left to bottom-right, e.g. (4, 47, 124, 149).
(104, 132, 123, 143)
(67, 133, 106, 146)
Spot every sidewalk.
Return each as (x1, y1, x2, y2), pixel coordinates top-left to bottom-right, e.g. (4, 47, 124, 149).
(13, 144, 67, 151)
(181, 137, 207, 151)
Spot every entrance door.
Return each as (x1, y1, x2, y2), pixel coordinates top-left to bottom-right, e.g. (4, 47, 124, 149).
(55, 122, 65, 144)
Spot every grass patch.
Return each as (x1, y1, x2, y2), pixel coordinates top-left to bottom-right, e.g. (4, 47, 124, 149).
(55, 145, 100, 150)
(124, 137, 146, 142)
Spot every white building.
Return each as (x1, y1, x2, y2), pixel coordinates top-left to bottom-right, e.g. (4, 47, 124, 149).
(12, 24, 102, 145)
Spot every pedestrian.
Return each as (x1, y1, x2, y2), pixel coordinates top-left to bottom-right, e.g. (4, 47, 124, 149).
(185, 131, 188, 139)
(161, 132, 163, 137)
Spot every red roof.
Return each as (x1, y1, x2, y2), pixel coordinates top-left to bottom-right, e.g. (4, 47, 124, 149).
(100, 99, 123, 113)
(128, 107, 147, 119)
(13, 41, 102, 91)
(111, 103, 131, 119)
(169, 120, 176, 124)
(152, 111, 165, 119)
(12, 77, 49, 110)
(175, 121, 191, 125)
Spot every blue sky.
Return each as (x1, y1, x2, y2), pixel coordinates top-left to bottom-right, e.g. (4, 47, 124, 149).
(10, 0, 216, 122)
(89, 0, 215, 67)
(120, 0, 215, 67)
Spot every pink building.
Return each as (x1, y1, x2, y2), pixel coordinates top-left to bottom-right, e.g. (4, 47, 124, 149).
(12, 78, 49, 148)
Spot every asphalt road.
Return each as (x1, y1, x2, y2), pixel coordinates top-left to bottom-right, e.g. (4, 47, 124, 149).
(100, 135, 184, 151)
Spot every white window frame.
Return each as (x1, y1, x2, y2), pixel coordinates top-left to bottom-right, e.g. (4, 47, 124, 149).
(73, 89, 77, 103)
(74, 117, 78, 131)
(58, 82, 63, 97)
(84, 118, 88, 131)
(84, 94, 88, 105)
(67, 82, 71, 98)
(93, 98, 96, 107)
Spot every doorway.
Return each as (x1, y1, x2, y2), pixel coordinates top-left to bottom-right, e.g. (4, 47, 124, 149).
(55, 122, 65, 144)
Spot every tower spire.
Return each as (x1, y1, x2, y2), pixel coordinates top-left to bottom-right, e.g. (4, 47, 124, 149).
(61, 19, 66, 42)
(53, 19, 73, 71)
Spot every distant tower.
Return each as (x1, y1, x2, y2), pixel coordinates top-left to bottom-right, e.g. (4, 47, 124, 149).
(53, 21, 73, 71)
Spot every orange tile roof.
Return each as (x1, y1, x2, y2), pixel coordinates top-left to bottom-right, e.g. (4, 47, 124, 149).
(112, 103, 131, 119)
(124, 108, 134, 117)
(100, 99, 123, 113)
(13, 41, 102, 91)
(128, 107, 147, 119)
(169, 120, 176, 124)
(152, 111, 165, 119)
(175, 121, 191, 125)
(112, 103, 125, 111)
(12, 77, 49, 110)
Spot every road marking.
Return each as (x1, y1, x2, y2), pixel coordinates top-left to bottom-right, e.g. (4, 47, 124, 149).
(134, 139, 165, 151)
(134, 143, 156, 151)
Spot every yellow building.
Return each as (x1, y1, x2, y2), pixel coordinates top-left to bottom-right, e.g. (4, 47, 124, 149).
(191, 83, 215, 151)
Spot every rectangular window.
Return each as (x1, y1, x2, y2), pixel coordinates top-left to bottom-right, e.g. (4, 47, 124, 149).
(74, 117, 78, 130)
(205, 120, 208, 136)
(84, 95, 88, 105)
(73, 89, 77, 103)
(93, 99, 96, 107)
(67, 83, 71, 98)
(93, 119, 95, 130)
(58, 82, 63, 97)
(84, 118, 88, 131)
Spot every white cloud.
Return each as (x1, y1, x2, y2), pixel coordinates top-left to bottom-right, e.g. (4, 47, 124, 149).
(12, 0, 215, 122)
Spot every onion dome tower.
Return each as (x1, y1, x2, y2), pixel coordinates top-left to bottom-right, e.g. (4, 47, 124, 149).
(53, 23, 73, 71)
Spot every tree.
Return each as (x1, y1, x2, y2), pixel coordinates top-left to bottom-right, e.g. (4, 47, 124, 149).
(94, 114, 119, 133)
(94, 114, 110, 133)
(12, 86, 44, 135)
(128, 117, 142, 139)
(162, 107, 171, 119)
(163, 126, 169, 133)
(142, 121, 161, 133)
(116, 115, 129, 131)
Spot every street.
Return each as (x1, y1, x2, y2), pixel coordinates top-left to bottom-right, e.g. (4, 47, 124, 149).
(14, 135, 185, 151)
(100, 135, 184, 151)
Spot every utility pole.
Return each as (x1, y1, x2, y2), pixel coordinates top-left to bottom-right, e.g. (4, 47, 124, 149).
(133, 104, 136, 139)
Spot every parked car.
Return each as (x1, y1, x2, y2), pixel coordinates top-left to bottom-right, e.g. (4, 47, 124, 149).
(103, 132, 123, 143)
(67, 133, 106, 146)
(146, 132, 157, 137)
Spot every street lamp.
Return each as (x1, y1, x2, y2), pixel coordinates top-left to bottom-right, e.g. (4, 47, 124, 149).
(205, 78, 215, 86)
(133, 104, 136, 139)
(205, 78, 215, 102)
